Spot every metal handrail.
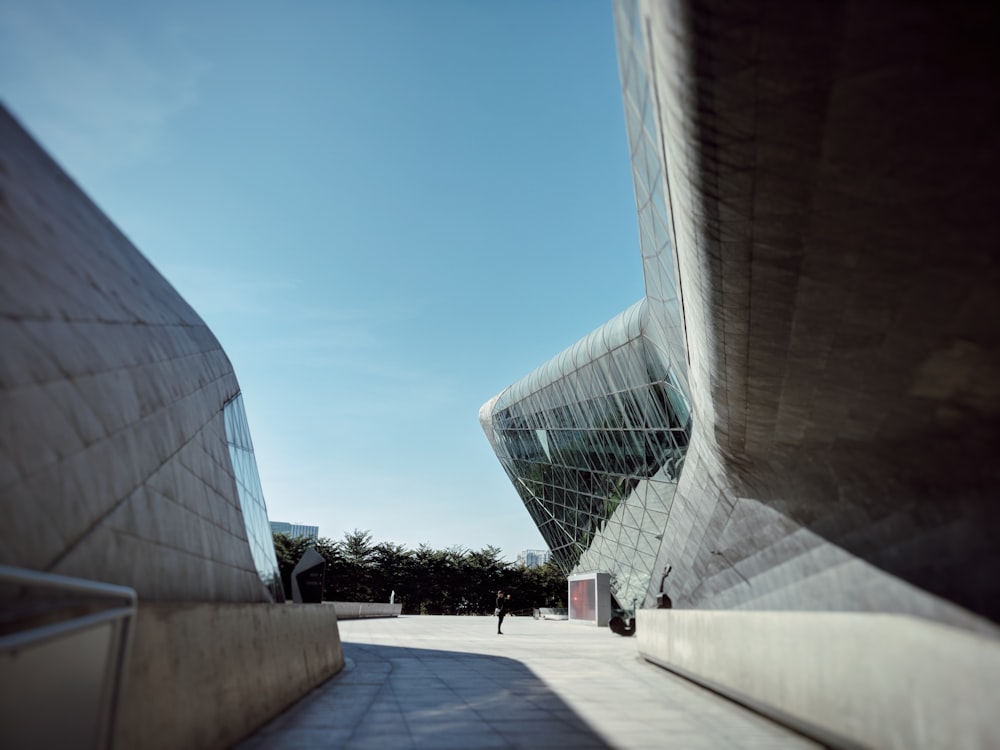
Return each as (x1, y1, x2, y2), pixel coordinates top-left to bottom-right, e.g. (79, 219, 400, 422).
(0, 564, 137, 599)
(0, 565, 137, 750)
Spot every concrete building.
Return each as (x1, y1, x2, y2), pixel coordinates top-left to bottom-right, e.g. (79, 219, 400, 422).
(481, 0, 1000, 746)
(271, 521, 320, 539)
(0, 106, 343, 750)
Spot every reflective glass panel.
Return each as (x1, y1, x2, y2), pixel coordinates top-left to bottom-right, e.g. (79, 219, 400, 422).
(224, 393, 284, 601)
(480, 0, 696, 609)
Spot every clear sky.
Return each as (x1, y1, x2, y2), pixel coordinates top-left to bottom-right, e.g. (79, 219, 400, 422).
(0, 0, 645, 561)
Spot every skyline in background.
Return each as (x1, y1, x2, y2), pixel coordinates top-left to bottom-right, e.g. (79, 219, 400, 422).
(0, 1, 645, 560)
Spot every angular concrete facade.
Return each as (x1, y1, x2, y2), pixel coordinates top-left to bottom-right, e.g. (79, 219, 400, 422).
(483, 0, 1000, 631)
(632, 0, 1000, 629)
(482, 1, 1000, 743)
(0, 106, 279, 603)
(1, 106, 344, 749)
(480, 300, 692, 610)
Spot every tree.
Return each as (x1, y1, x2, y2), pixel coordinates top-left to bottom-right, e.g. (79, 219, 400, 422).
(408, 543, 455, 614)
(463, 546, 510, 614)
(337, 529, 376, 601)
(274, 528, 561, 615)
(371, 541, 411, 605)
(313, 537, 342, 602)
(517, 560, 566, 609)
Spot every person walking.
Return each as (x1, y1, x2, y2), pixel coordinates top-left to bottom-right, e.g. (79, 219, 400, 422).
(495, 590, 511, 634)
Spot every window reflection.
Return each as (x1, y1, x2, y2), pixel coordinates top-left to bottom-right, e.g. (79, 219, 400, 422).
(485, 302, 692, 607)
(223, 393, 285, 602)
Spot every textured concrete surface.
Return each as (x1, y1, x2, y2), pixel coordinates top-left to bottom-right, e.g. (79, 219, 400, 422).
(332, 602, 403, 619)
(1, 111, 346, 749)
(235, 615, 820, 750)
(0, 106, 270, 602)
(620, 0, 1000, 735)
(478, 2, 1000, 743)
(117, 603, 343, 750)
(638, 609, 1000, 750)
(634, 0, 1000, 624)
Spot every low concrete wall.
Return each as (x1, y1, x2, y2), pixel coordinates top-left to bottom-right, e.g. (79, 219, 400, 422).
(637, 609, 1000, 749)
(332, 602, 402, 619)
(116, 603, 343, 750)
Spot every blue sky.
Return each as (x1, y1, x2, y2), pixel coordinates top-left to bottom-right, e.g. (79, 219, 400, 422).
(0, 0, 644, 560)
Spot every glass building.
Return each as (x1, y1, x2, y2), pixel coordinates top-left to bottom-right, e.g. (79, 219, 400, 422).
(270, 521, 320, 540)
(480, 0, 693, 611)
(477, 0, 1000, 745)
(517, 549, 552, 568)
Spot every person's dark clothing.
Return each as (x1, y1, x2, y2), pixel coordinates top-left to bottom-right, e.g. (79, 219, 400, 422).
(496, 595, 510, 634)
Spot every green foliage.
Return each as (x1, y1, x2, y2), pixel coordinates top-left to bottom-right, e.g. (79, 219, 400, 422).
(272, 531, 565, 613)
(331, 529, 376, 601)
(516, 560, 567, 609)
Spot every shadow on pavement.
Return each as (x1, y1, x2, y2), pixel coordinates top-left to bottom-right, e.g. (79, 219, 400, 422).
(236, 641, 613, 749)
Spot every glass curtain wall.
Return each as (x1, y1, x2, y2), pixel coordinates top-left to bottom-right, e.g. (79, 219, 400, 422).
(482, 301, 692, 607)
(224, 393, 285, 601)
(614, 0, 689, 399)
(481, 0, 694, 609)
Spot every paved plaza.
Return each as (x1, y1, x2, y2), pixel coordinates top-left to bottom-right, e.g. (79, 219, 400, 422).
(235, 614, 822, 749)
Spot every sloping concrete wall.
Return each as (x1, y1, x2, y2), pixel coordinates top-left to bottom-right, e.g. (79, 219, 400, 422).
(0, 106, 270, 602)
(624, 0, 1000, 742)
(637, 0, 1000, 626)
(117, 603, 343, 750)
(1, 109, 344, 749)
(638, 609, 1000, 749)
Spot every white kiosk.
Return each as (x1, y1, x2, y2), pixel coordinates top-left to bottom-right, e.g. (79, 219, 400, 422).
(567, 571, 612, 626)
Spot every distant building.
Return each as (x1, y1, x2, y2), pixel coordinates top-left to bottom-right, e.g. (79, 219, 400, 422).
(517, 549, 551, 568)
(270, 521, 319, 539)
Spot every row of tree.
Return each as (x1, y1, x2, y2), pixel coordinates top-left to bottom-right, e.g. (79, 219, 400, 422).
(273, 530, 566, 615)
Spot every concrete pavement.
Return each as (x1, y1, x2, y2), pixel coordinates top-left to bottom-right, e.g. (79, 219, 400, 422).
(234, 615, 822, 749)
